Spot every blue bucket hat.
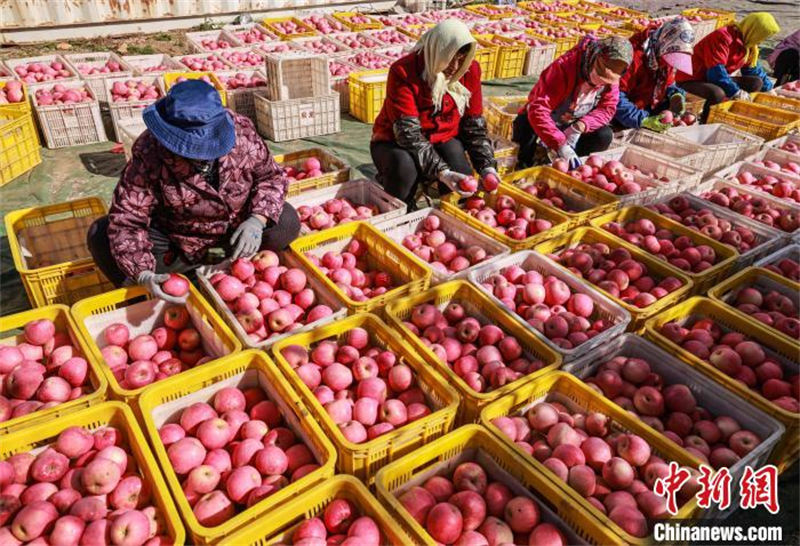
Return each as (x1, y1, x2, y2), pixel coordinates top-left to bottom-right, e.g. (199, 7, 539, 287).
(142, 79, 235, 161)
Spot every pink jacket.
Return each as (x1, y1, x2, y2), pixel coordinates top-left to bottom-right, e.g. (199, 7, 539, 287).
(523, 40, 620, 150)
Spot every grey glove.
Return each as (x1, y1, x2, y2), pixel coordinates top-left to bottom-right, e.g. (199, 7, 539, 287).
(733, 89, 751, 101)
(137, 271, 188, 304)
(438, 169, 473, 197)
(557, 144, 581, 170)
(231, 215, 266, 259)
(563, 125, 582, 150)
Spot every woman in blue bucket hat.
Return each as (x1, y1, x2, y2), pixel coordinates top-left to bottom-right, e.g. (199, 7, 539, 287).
(88, 79, 299, 302)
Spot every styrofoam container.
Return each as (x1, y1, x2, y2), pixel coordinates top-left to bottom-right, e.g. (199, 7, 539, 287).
(563, 333, 785, 519)
(374, 207, 510, 284)
(467, 250, 631, 361)
(287, 179, 407, 234)
(195, 252, 346, 351)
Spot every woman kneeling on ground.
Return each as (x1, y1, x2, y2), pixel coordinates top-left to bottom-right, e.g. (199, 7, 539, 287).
(513, 35, 633, 170)
(370, 20, 499, 210)
(88, 80, 299, 303)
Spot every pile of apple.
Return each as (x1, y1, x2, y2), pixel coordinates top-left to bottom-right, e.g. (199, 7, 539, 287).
(283, 156, 325, 182)
(298, 38, 348, 55)
(297, 198, 379, 232)
(280, 328, 437, 442)
(301, 15, 346, 33)
(659, 110, 697, 127)
(461, 194, 555, 241)
(12, 60, 74, 83)
(304, 239, 397, 301)
(346, 51, 393, 70)
(397, 461, 569, 546)
(761, 255, 799, 282)
(520, 179, 591, 214)
(650, 196, 760, 254)
(562, 156, 667, 196)
(377, 14, 429, 26)
(109, 80, 160, 103)
(216, 50, 263, 68)
(527, 26, 582, 40)
(74, 60, 125, 76)
(337, 14, 375, 27)
(209, 251, 334, 343)
(726, 283, 799, 339)
(600, 217, 723, 274)
(471, 22, 520, 34)
(232, 27, 273, 44)
(0, 81, 24, 104)
(217, 72, 266, 90)
(179, 55, 229, 71)
(259, 42, 295, 54)
(403, 300, 546, 392)
(196, 37, 234, 50)
(511, 19, 547, 31)
(750, 158, 800, 177)
(270, 20, 312, 37)
(286, 503, 383, 546)
(493, 401, 694, 537)
(733, 170, 800, 204)
(659, 318, 799, 412)
(363, 29, 413, 46)
(0, 319, 91, 423)
(329, 60, 356, 78)
(547, 242, 685, 308)
(34, 84, 94, 105)
(477, 264, 615, 350)
(423, 10, 483, 23)
(605, 7, 636, 17)
(700, 186, 798, 232)
(334, 33, 385, 49)
(580, 355, 764, 467)
(520, 1, 572, 11)
(158, 385, 320, 526)
(0, 424, 170, 546)
(400, 214, 493, 275)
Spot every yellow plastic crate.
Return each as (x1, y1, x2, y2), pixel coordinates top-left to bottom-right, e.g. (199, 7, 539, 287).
(534, 227, 695, 330)
(593, 24, 635, 38)
(475, 34, 527, 79)
(331, 11, 384, 31)
(290, 221, 431, 313)
(644, 297, 800, 473)
(70, 282, 241, 405)
(525, 27, 581, 57)
(547, 13, 604, 29)
(348, 69, 388, 124)
(474, 44, 499, 82)
(376, 424, 625, 546)
(480, 372, 704, 545)
(465, 3, 516, 19)
(0, 109, 40, 188)
(590, 206, 738, 292)
(262, 16, 318, 39)
(162, 71, 227, 106)
(271, 313, 459, 482)
(0, 402, 185, 545)
(0, 305, 108, 435)
(441, 183, 571, 251)
(682, 7, 735, 28)
(137, 350, 336, 544)
(384, 280, 561, 423)
(753, 92, 800, 115)
(0, 80, 31, 113)
(493, 136, 519, 175)
(224, 476, 413, 545)
(708, 266, 800, 345)
(484, 94, 527, 140)
(276, 147, 350, 196)
(708, 101, 800, 140)
(5, 197, 112, 307)
(503, 166, 620, 227)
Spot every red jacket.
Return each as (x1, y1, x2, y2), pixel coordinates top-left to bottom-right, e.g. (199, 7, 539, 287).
(677, 24, 747, 83)
(372, 52, 483, 144)
(523, 39, 619, 150)
(619, 27, 675, 108)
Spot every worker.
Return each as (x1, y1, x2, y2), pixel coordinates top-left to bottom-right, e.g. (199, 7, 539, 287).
(614, 17, 696, 131)
(677, 13, 781, 120)
(87, 80, 299, 303)
(370, 20, 499, 209)
(768, 30, 800, 86)
(513, 36, 633, 170)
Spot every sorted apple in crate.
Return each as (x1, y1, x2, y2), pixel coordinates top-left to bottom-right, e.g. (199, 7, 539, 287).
(562, 155, 669, 196)
(366, 29, 413, 46)
(218, 50, 265, 68)
(298, 39, 347, 55)
(750, 157, 800, 177)
(0, 81, 25, 104)
(197, 37, 235, 50)
(232, 27, 272, 44)
(347, 51, 393, 70)
(724, 282, 799, 340)
(74, 59, 125, 76)
(732, 169, 800, 204)
(179, 55, 228, 72)
(303, 240, 398, 302)
(297, 199, 380, 232)
(13, 60, 74, 83)
(399, 214, 495, 275)
(217, 72, 267, 90)
(700, 186, 798, 232)
(109, 79, 161, 102)
(761, 254, 800, 282)
(301, 14, 346, 33)
(34, 84, 94, 105)
(461, 194, 555, 241)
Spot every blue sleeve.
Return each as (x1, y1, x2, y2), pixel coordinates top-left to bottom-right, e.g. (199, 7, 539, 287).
(614, 90, 650, 128)
(707, 64, 740, 97)
(741, 64, 774, 91)
(666, 84, 685, 98)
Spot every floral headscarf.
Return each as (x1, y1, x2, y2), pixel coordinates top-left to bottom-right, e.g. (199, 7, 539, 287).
(579, 36, 634, 82)
(644, 17, 694, 107)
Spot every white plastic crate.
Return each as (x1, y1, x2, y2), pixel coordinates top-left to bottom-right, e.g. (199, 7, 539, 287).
(123, 54, 184, 76)
(254, 89, 339, 142)
(63, 52, 134, 103)
(185, 29, 244, 53)
(744, 147, 800, 175)
(287, 178, 407, 234)
(329, 58, 359, 111)
(714, 161, 800, 202)
(4, 54, 79, 85)
(262, 52, 331, 102)
(257, 41, 307, 56)
(195, 252, 346, 350)
(765, 133, 800, 157)
(754, 243, 800, 273)
(667, 123, 765, 173)
(215, 69, 267, 122)
(615, 129, 708, 171)
(468, 250, 631, 362)
(117, 117, 147, 160)
(776, 83, 800, 100)
(29, 82, 107, 148)
(375, 207, 510, 284)
(563, 333, 785, 519)
(104, 75, 164, 141)
(522, 40, 556, 78)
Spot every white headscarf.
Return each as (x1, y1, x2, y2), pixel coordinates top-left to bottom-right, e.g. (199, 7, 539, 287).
(411, 19, 477, 115)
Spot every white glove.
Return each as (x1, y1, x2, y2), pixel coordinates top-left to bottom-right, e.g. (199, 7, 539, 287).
(230, 215, 266, 259)
(557, 144, 582, 170)
(563, 125, 582, 149)
(137, 271, 188, 304)
(733, 89, 751, 101)
(438, 169, 472, 197)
